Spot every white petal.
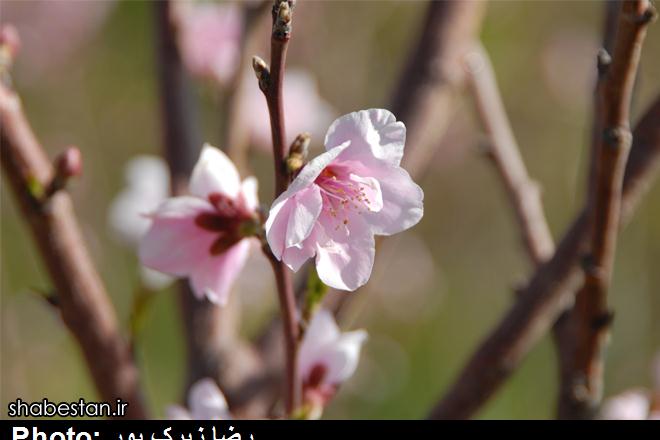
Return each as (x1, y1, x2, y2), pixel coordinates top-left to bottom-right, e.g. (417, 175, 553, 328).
(600, 390, 650, 420)
(240, 176, 259, 211)
(189, 144, 241, 199)
(325, 109, 406, 167)
(323, 329, 368, 385)
(299, 309, 341, 379)
(363, 164, 424, 236)
(314, 214, 375, 291)
(188, 378, 232, 420)
(139, 266, 174, 290)
(166, 405, 192, 420)
(285, 185, 323, 248)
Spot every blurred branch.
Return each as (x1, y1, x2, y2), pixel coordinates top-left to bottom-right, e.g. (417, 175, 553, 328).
(0, 83, 147, 418)
(558, 0, 656, 419)
(391, 0, 486, 177)
(464, 43, 554, 265)
(428, 87, 660, 418)
(254, 0, 300, 416)
(222, 0, 271, 172)
(153, 0, 264, 413)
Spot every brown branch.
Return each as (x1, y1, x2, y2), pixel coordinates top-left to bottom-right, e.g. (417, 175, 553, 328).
(391, 0, 486, 177)
(254, 0, 299, 416)
(464, 43, 554, 265)
(558, 0, 656, 419)
(428, 89, 660, 419)
(153, 0, 264, 412)
(0, 85, 148, 419)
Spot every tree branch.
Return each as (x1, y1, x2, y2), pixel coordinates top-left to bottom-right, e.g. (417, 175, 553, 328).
(0, 84, 148, 419)
(153, 0, 263, 412)
(464, 43, 554, 265)
(558, 0, 656, 419)
(428, 90, 660, 419)
(255, 0, 299, 416)
(391, 0, 486, 178)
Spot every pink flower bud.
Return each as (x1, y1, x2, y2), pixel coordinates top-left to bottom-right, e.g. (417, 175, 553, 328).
(0, 25, 21, 59)
(55, 146, 83, 178)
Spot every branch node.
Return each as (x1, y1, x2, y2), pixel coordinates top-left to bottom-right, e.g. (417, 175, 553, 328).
(45, 146, 83, 199)
(602, 126, 632, 151)
(591, 310, 615, 331)
(596, 49, 612, 77)
(628, 3, 658, 25)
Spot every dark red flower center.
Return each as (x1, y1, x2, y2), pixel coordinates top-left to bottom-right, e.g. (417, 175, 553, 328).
(194, 192, 256, 256)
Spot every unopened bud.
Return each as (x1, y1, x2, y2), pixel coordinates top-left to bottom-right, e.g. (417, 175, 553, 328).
(55, 146, 83, 179)
(286, 133, 310, 174)
(273, 1, 293, 40)
(252, 55, 270, 92)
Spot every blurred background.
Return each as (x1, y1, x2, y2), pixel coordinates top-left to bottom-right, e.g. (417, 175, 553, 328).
(1, 0, 659, 419)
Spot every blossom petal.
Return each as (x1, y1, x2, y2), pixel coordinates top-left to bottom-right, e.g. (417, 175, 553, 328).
(286, 185, 323, 248)
(314, 214, 375, 291)
(240, 176, 259, 212)
(139, 266, 174, 290)
(325, 109, 406, 167)
(139, 197, 216, 276)
(322, 329, 368, 385)
(600, 390, 650, 420)
(166, 405, 191, 420)
(189, 238, 251, 305)
(274, 140, 351, 205)
(265, 196, 294, 259)
(189, 144, 241, 199)
(282, 240, 316, 272)
(298, 309, 341, 379)
(187, 378, 232, 420)
(363, 164, 423, 236)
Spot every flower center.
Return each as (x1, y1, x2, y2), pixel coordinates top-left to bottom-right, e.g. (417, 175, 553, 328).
(315, 165, 382, 231)
(194, 192, 256, 255)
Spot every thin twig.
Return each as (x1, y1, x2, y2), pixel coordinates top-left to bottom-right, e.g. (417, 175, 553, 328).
(255, 0, 300, 416)
(464, 43, 554, 264)
(0, 84, 148, 419)
(153, 0, 264, 411)
(428, 92, 660, 419)
(559, 0, 656, 419)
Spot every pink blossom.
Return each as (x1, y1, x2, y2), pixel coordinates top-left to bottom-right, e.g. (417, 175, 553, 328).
(265, 109, 424, 291)
(600, 390, 651, 420)
(298, 309, 367, 414)
(108, 155, 173, 290)
(241, 69, 336, 152)
(174, 1, 243, 86)
(139, 144, 259, 305)
(167, 378, 231, 420)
